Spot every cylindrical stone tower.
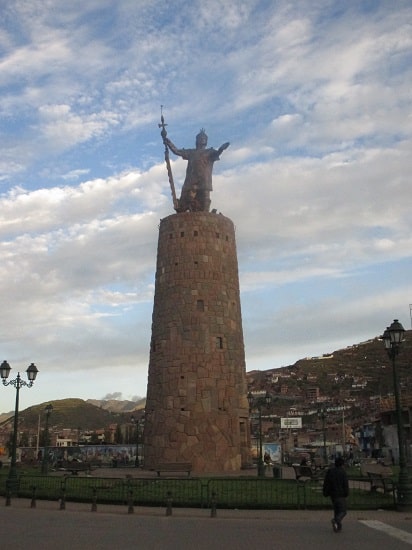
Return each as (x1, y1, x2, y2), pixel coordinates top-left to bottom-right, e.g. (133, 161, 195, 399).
(143, 211, 250, 473)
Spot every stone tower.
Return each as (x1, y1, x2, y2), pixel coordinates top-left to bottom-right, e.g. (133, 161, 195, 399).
(143, 211, 250, 473)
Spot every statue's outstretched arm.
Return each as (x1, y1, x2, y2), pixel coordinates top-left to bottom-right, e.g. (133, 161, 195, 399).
(217, 142, 230, 156)
(165, 138, 183, 157)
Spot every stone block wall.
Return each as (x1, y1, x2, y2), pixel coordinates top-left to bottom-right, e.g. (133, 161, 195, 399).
(143, 211, 250, 472)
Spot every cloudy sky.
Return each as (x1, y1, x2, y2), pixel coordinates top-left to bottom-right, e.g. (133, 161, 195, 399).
(0, 0, 411, 413)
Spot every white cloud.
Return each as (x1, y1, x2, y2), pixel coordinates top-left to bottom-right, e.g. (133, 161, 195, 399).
(0, 0, 411, 411)
(61, 169, 91, 181)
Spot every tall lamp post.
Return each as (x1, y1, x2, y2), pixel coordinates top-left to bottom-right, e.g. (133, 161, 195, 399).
(131, 416, 140, 468)
(41, 404, 53, 474)
(382, 319, 412, 511)
(0, 361, 39, 486)
(247, 391, 271, 477)
(318, 408, 327, 464)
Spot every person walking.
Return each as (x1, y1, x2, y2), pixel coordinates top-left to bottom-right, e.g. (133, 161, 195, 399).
(323, 456, 349, 532)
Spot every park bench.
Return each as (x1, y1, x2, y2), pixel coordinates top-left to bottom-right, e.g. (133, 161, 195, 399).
(366, 472, 395, 494)
(360, 463, 394, 494)
(293, 465, 325, 482)
(155, 462, 192, 477)
(60, 461, 92, 475)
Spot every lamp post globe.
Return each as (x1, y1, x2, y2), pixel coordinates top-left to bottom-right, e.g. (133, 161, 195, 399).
(26, 363, 39, 382)
(0, 361, 11, 380)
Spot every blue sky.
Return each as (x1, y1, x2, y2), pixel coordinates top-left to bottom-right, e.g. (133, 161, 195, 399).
(1, 0, 411, 412)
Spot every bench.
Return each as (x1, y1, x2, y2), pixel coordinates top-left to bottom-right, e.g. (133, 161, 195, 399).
(360, 463, 394, 494)
(60, 462, 92, 475)
(155, 463, 192, 477)
(366, 472, 395, 494)
(293, 465, 324, 482)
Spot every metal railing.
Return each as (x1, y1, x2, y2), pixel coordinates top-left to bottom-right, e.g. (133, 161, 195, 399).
(0, 473, 396, 510)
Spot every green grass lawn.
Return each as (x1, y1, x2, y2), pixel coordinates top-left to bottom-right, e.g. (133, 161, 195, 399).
(0, 467, 396, 510)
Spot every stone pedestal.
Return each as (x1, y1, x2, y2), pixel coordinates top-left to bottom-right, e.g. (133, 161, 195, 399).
(143, 211, 250, 473)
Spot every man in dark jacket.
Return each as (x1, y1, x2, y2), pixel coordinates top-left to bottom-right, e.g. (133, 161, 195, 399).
(323, 456, 349, 532)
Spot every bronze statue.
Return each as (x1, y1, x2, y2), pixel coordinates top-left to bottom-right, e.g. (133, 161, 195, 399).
(166, 130, 229, 212)
(159, 110, 229, 213)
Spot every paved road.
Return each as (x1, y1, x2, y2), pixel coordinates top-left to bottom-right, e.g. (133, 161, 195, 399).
(1, 500, 412, 549)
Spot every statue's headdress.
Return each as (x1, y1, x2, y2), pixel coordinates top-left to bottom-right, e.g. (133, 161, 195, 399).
(196, 128, 208, 145)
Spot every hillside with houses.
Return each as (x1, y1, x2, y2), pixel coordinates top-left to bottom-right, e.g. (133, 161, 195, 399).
(0, 332, 410, 463)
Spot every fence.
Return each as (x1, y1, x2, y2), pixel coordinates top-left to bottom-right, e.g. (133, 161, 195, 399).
(0, 473, 396, 510)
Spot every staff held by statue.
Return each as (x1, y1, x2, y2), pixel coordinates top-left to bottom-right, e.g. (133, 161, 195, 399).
(158, 106, 178, 211)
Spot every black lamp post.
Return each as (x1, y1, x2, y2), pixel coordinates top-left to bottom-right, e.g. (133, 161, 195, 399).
(318, 408, 327, 464)
(247, 391, 271, 477)
(131, 416, 140, 468)
(41, 404, 53, 474)
(0, 361, 38, 486)
(382, 319, 412, 511)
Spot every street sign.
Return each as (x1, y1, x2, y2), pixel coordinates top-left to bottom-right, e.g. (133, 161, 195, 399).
(281, 417, 302, 429)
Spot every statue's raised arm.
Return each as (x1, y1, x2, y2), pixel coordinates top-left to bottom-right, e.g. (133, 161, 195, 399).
(217, 142, 230, 156)
(166, 129, 230, 213)
(164, 137, 183, 158)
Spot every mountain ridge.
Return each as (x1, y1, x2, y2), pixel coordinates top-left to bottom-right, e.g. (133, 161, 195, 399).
(1, 330, 410, 429)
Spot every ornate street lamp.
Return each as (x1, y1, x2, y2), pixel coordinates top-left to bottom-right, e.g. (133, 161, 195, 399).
(382, 319, 412, 510)
(247, 391, 271, 477)
(131, 416, 140, 468)
(41, 404, 53, 474)
(0, 361, 38, 487)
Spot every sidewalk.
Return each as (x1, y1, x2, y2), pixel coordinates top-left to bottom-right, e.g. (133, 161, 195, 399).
(2, 497, 412, 550)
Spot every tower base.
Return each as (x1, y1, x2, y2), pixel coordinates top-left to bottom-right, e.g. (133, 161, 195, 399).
(143, 212, 250, 473)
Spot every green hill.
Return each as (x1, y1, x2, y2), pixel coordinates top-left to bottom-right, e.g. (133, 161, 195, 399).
(0, 398, 124, 433)
(1, 331, 410, 432)
(247, 330, 412, 416)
